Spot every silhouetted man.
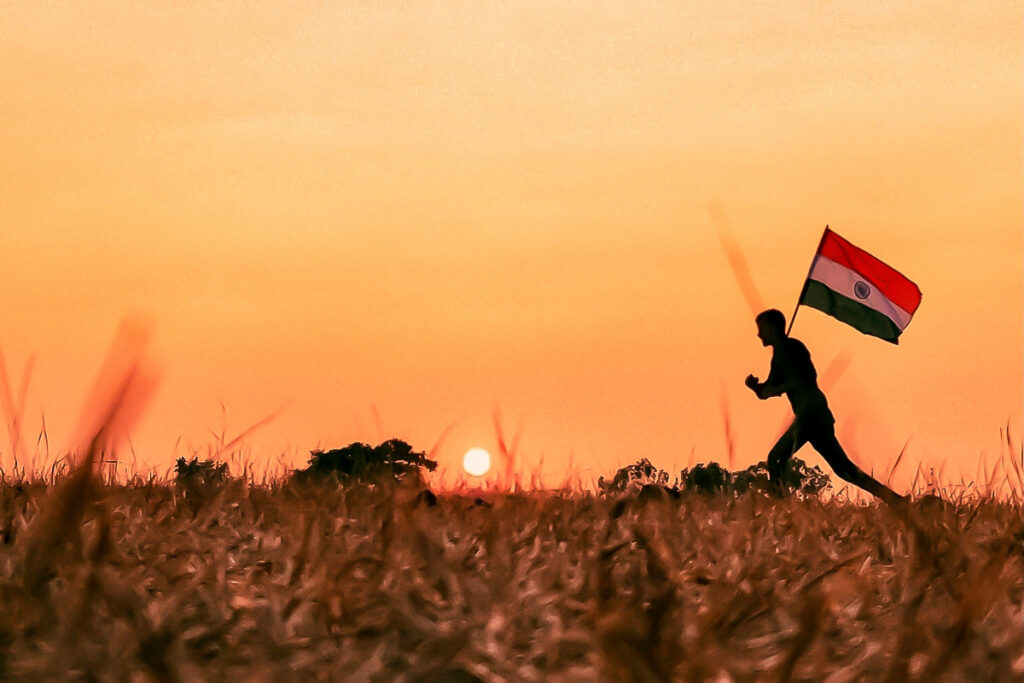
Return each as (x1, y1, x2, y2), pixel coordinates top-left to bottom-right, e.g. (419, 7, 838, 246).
(745, 309, 904, 504)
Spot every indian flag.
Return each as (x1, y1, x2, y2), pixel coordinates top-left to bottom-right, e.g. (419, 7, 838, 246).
(799, 228, 922, 344)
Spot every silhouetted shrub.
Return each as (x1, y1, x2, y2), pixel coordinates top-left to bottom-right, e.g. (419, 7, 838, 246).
(174, 457, 230, 486)
(295, 438, 437, 483)
(730, 457, 832, 496)
(679, 461, 731, 495)
(601, 456, 832, 498)
(598, 458, 670, 494)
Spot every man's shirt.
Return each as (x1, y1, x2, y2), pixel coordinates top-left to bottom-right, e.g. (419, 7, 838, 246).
(766, 337, 833, 422)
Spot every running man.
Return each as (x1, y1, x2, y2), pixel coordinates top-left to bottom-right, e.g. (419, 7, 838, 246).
(745, 309, 904, 504)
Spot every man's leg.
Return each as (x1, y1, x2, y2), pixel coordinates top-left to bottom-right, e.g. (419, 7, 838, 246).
(767, 422, 807, 490)
(808, 427, 905, 505)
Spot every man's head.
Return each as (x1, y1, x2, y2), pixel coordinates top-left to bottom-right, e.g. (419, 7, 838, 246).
(755, 309, 786, 347)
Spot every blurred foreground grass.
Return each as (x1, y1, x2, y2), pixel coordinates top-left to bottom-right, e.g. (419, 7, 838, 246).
(0, 477, 1021, 681)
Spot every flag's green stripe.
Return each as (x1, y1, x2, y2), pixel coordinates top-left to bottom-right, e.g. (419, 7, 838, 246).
(801, 280, 902, 344)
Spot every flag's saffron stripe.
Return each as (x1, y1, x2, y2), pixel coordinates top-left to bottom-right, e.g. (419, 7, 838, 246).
(818, 229, 921, 315)
(808, 255, 913, 330)
(800, 280, 903, 344)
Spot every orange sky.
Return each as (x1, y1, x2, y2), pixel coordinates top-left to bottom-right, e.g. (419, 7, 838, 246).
(1, 2, 1021, 491)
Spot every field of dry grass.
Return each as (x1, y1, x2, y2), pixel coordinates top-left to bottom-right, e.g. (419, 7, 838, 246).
(0, 471, 1021, 682)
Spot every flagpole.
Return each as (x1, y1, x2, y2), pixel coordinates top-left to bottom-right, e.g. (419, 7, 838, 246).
(786, 225, 830, 337)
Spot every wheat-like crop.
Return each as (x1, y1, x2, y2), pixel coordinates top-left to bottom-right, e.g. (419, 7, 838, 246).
(0, 471, 1020, 682)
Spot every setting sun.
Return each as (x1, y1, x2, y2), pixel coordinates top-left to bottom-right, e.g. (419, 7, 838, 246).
(462, 447, 492, 477)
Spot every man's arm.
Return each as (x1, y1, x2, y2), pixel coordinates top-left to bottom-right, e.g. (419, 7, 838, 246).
(745, 352, 788, 400)
(745, 374, 784, 399)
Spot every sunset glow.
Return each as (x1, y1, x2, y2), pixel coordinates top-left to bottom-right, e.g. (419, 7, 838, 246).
(0, 2, 1019, 490)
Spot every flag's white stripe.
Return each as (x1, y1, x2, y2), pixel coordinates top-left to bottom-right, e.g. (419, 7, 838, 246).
(808, 255, 913, 330)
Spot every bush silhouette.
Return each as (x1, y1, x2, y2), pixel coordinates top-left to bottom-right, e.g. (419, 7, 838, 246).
(296, 438, 437, 483)
(174, 457, 230, 486)
(601, 456, 831, 497)
(678, 461, 731, 495)
(729, 457, 832, 496)
(598, 457, 670, 494)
